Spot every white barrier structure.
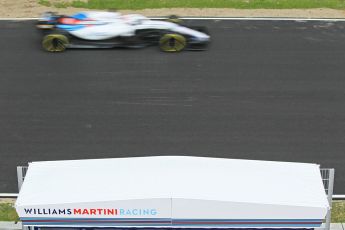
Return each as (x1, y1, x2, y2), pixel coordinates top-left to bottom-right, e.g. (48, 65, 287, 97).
(320, 169, 335, 230)
(15, 156, 329, 230)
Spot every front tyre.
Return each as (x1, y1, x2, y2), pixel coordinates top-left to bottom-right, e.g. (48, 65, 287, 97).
(159, 34, 186, 52)
(42, 34, 69, 52)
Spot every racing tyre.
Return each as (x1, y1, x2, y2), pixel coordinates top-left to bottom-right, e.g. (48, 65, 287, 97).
(159, 34, 186, 52)
(166, 15, 183, 24)
(42, 34, 69, 52)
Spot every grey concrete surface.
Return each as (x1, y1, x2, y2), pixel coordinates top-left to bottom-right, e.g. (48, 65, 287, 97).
(328, 223, 345, 230)
(0, 222, 21, 230)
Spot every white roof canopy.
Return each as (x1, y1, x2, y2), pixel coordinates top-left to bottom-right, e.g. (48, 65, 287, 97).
(16, 156, 329, 228)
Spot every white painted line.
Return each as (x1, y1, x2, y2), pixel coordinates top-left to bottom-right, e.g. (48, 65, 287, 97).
(1, 193, 345, 198)
(1, 17, 345, 21)
(333, 194, 345, 199)
(0, 18, 39, 20)
(178, 17, 345, 21)
(0, 193, 18, 197)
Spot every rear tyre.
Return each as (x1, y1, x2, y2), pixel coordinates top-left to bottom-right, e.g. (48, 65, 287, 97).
(42, 34, 69, 52)
(159, 34, 186, 52)
(166, 15, 183, 24)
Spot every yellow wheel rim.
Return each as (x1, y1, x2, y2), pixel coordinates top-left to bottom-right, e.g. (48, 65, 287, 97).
(42, 34, 69, 52)
(159, 34, 186, 52)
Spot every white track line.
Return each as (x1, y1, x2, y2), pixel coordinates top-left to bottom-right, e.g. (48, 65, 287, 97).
(1, 193, 344, 198)
(0, 18, 39, 20)
(333, 194, 345, 199)
(0, 193, 18, 197)
(1, 17, 345, 21)
(173, 17, 345, 21)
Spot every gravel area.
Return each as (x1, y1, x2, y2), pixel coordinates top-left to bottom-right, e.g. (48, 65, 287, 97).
(1, 0, 345, 18)
(0, 198, 15, 204)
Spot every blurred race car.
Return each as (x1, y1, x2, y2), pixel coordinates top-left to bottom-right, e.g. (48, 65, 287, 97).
(37, 11, 210, 52)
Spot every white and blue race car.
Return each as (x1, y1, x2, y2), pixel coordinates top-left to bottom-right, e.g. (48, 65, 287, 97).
(37, 11, 210, 52)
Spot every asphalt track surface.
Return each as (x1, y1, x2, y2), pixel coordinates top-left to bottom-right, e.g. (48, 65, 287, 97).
(0, 20, 345, 193)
